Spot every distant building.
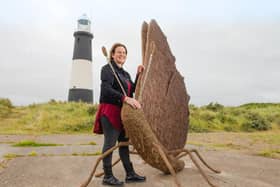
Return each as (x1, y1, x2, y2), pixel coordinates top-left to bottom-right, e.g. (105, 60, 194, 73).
(68, 14, 93, 103)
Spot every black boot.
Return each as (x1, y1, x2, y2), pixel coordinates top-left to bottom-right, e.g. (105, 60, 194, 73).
(124, 162, 146, 183)
(102, 166, 124, 186)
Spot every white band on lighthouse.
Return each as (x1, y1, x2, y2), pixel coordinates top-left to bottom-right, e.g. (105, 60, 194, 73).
(70, 59, 93, 89)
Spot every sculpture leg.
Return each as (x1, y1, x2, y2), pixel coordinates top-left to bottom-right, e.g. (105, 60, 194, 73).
(169, 148, 221, 173)
(169, 149, 216, 187)
(181, 149, 218, 187)
(153, 143, 181, 187)
(80, 141, 129, 187)
(167, 148, 220, 187)
(189, 149, 221, 173)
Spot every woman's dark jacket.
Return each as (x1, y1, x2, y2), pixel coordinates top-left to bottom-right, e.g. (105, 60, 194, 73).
(99, 61, 138, 107)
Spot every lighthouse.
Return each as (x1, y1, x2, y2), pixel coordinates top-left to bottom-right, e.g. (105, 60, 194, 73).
(68, 14, 93, 103)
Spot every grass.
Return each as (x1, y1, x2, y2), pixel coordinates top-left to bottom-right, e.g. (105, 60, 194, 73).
(4, 151, 38, 159)
(189, 102, 280, 133)
(257, 149, 280, 159)
(3, 151, 102, 160)
(0, 98, 279, 134)
(188, 141, 247, 150)
(80, 141, 97, 145)
(28, 151, 38, 156)
(187, 141, 205, 147)
(3, 153, 24, 159)
(0, 99, 97, 135)
(12, 140, 63, 147)
(187, 131, 280, 159)
(71, 151, 102, 156)
(247, 131, 280, 145)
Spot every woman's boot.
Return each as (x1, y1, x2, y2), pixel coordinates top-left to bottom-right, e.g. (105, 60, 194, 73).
(123, 162, 146, 183)
(102, 166, 124, 186)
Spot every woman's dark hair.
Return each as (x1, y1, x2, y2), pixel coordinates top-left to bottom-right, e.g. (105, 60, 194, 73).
(110, 43, 127, 62)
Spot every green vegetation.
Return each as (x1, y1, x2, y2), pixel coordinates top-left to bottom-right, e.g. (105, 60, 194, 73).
(0, 98, 14, 118)
(3, 152, 102, 159)
(71, 151, 102, 156)
(257, 149, 280, 159)
(0, 98, 97, 134)
(1, 98, 279, 134)
(12, 140, 63, 147)
(4, 153, 24, 159)
(189, 102, 280, 132)
(28, 151, 38, 156)
(188, 141, 248, 150)
(80, 141, 97, 145)
(248, 132, 280, 145)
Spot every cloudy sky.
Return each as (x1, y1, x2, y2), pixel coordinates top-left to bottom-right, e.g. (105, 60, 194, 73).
(0, 0, 279, 106)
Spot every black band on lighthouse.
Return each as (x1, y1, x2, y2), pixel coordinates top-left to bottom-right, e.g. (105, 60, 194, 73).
(73, 31, 93, 61)
(68, 88, 93, 103)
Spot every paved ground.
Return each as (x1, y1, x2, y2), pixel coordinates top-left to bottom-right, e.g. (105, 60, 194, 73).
(0, 134, 279, 187)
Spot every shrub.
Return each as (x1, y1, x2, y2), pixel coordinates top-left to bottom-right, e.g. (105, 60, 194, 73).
(224, 124, 238, 132)
(189, 117, 211, 132)
(62, 119, 93, 132)
(205, 102, 224, 112)
(242, 112, 271, 131)
(231, 108, 245, 116)
(28, 103, 38, 108)
(87, 105, 97, 115)
(217, 113, 237, 124)
(200, 111, 216, 121)
(266, 113, 280, 126)
(275, 116, 280, 128)
(48, 99, 57, 104)
(189, 104, 198, 111)
(0, 98, 13, 108)
(0, 98, 13, 117)
(189, 124, 210, 133)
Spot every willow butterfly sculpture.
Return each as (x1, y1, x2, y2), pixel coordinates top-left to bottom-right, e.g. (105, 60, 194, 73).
(80, 20, 221, 187)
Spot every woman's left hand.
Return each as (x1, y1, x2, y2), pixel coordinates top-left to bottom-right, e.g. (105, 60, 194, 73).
(124, 97, 141, 109)
(137, 65, 145, 74)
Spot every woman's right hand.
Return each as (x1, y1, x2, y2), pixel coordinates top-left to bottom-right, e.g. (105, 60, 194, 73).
(137, 65, 145, 74)
(124, 97, 141, 109)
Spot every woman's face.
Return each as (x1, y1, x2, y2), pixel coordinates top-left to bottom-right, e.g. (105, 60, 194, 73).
(112, 46, 127, 65)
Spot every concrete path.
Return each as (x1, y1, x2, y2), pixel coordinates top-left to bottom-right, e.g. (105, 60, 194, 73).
(0, 135, 279, 187)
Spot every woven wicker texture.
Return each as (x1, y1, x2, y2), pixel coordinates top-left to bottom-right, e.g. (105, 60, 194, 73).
(121, 20, 190, 174)
(121, 103, 185, 174)
(137, 20, 190, 150)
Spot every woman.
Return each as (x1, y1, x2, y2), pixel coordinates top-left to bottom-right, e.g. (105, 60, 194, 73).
(93, 43, 146, 186)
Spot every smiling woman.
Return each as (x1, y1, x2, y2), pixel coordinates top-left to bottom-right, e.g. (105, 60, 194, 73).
(93, 43, 146, 185)
(110, 44, 128, 66)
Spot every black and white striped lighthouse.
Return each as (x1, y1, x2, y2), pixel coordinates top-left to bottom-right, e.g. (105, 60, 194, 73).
(68, 14, 93, 103)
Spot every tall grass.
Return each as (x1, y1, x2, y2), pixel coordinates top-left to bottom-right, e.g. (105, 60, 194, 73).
(189, 102, 280, 132)
(0, 98, 97, 134)
(0, 98, 279, 134)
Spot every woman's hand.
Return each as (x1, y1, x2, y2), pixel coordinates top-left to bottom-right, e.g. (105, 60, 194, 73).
(137, 65, 145, 74)
(124, 97, 141, 109)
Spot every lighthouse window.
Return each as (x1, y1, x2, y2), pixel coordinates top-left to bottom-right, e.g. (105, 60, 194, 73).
(78, 19, 88, 25)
